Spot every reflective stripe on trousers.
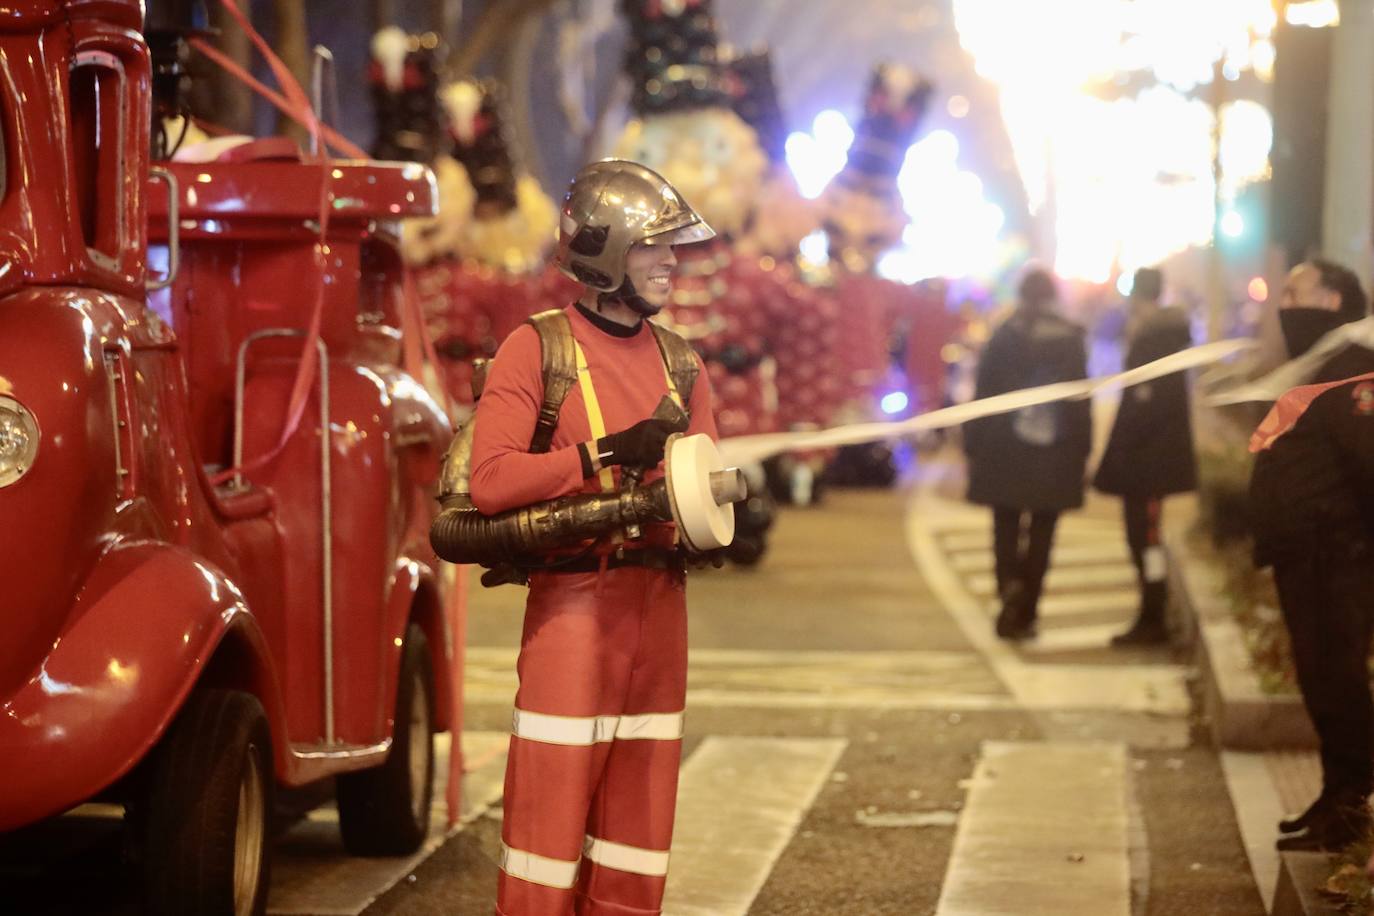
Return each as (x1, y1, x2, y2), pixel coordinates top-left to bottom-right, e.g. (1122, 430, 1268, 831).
(498, 835, 672, 889)
(497, 566, 687, 916)
(511, 709, 685, 746)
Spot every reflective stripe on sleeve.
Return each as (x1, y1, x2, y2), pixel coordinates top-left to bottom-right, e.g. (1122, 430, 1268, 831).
(499, 842, 580, 889)
(511, 708, 684, 746)
(583, 835, 671, 877)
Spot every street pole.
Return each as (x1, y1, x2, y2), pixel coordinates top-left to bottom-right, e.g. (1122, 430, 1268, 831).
(1207, 55, 1228, 342)
(1321, 0, 1374, 290)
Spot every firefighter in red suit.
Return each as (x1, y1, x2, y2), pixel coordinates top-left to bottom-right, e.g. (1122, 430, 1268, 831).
(469, 159, 718, 915)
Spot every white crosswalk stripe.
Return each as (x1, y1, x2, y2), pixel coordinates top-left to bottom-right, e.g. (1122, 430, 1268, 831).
(664, 737, 847, 916)
(465, 646, 1014, 710)
(905, 493, 1191, 717)
(936, 742, 1132, 916)
(947, 542, 1131, 573)
(965, 564, 1139, 597)
(264, 733, 847, 916)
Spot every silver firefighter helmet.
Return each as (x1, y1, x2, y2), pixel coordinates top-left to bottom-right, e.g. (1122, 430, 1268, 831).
(556, 159, 715, 292)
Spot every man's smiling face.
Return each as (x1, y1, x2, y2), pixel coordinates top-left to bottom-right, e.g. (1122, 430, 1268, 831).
(623, 241, 678, 312)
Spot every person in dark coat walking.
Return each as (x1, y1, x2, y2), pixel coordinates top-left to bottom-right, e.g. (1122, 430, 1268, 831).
(1251, 258, 1374, 852)
(964, 269, 1091, 640)
(1094, 267, 1196, 646)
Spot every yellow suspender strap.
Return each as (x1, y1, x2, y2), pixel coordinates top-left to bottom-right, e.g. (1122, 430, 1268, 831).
(661, 357, 683, 409)
(575, 331, 683, 494)
(574, 340, 617, 493)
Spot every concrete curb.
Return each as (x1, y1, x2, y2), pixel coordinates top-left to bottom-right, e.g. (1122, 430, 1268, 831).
(1271, 852, 1344, 916)
(1167, 533, 1317, 750)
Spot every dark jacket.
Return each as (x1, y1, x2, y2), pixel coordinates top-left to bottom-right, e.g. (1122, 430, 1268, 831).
(1250, 373, 1374, 566)
(1093, 307, 1196, 496)
(1313, 343, 1374, 385)
(964, 309, 1091, 511)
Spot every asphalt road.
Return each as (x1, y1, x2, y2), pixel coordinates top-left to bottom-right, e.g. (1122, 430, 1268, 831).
(2, 473, 1266, 916)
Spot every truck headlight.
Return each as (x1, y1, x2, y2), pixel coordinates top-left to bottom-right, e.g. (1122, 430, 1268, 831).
(0, 396, 39, 487)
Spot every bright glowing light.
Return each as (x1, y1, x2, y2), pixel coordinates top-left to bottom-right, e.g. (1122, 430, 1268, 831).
(813, 110, 855, 149)
(947, 95, 970, 119)
(951, 0, 1279, 282)
(1220, 210, 1245, 237)
(1219, 101, 1273, 190)
(784, 109, 855, 199)
(880, 391, 910, 415)
(1286, 0, 1340, 27)
(1248, 276, 1269, 301)
(1250, 39, 1276, 82)
(798, 229, 830, 265)
(1117, 272, 1135, 297)
(878, 131, 1007, 282)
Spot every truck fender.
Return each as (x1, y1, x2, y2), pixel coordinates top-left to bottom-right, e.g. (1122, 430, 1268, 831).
(386, 555, 458, 733)
(0, 541, 285, 831)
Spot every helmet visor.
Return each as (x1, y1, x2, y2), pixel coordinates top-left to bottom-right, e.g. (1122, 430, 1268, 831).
(643, 219, 716, 247)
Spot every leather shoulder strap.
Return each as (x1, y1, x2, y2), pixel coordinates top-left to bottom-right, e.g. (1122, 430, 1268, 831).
(649, 321, 699, 407)
(525, 309, 579, 453)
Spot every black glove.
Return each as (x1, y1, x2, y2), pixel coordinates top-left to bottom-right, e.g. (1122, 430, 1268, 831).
(596, 415, 688, 469)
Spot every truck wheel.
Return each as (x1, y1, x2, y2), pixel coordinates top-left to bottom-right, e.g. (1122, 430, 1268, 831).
(141, 689, 273, 916)
(337, 624, 435, 856)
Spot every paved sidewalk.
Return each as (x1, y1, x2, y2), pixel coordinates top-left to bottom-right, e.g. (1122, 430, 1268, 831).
(1220, 743, 1322, 912)
(909, 452, 1262, 915)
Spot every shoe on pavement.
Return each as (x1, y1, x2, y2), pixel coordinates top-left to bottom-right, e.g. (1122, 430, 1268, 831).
(995, 603, 1037, 641)
(1110, 620, 1168, 648)
(1275, 805, 1371, 852)
(1279, 793, 1329, 834)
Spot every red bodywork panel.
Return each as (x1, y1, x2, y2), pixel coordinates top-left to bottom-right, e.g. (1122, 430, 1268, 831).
(0, 6, 459, 832)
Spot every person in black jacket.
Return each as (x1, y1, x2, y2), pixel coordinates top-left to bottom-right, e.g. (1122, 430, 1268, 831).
(964, 269, 1092, 640)
(1094, 267, 1196, 646)
(1252, 259, 1374, 852)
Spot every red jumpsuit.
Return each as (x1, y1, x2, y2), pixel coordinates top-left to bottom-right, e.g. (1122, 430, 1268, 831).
(470, 304, 717, 916)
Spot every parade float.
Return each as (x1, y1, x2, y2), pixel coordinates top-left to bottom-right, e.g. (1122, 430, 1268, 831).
(611, 0, 786, 561)
(368, 26, 565, 415)
(819, 62, 962, 485)
(726, 48, 842, 505)
(0, 4, 462, 913)
(437, 74, 571, 397)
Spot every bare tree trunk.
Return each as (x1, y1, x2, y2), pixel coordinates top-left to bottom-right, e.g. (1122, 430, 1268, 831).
(431, 0, 463, 49)
(273, 0, 311, 143)
(372, 0, 396, 36)
(207, 0, 254, 134)
(451, 0, 559, 74)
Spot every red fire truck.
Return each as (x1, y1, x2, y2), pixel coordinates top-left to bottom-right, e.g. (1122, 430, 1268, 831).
(0, 2, 461, 913)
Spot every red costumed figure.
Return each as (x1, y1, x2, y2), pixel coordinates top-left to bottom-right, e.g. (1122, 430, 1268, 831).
(468, 160, 718, 915)
(823, 64, 931, 399)
(440, 77, 568, 350)
(368, 27, 487, 413)
(820, 63, 960, 482)
(612, 0, 786, 560)
(726, 49, 843, 504)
